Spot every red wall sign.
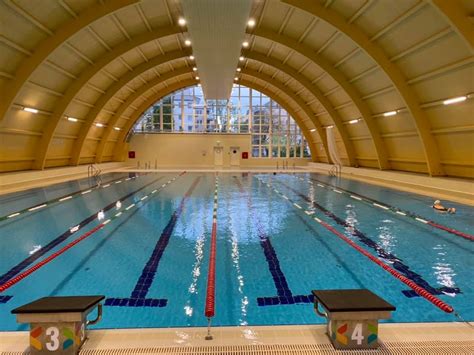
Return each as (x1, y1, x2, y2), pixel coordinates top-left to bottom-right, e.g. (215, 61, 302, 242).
(242, 152, 248, 159)
(128, 151, 136, 159)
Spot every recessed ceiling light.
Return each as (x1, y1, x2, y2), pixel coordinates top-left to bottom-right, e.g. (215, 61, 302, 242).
(114, 127, 121, 131)
(184, 39, 191, 46)
(234, 77, 239, 81)
(193, 67, 197, 71)
(197, 83, 201, 87)
(189, 55, 195, 60)
(348, 119, 359, 124)
(310, 128, 316, 132)
(236, 68, 241, 72)
(195, 76, 199, 80)
(239, 56, 244, 61)
(178, 17, 186, 26)
(23, 107, 38, 113)
(443, 96, 467, 105)
(383, 110, 397, 117)
(242, 41, 249, 48)
(326, 125, 334, 129)
(67, 116, 78, 122)
(247, 19, 256, 27)
(95, 123, 104, 127)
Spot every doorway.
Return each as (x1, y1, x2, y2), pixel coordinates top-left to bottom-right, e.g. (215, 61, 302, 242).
(230, 146, 240, 166)
(214, 146, 223, 166)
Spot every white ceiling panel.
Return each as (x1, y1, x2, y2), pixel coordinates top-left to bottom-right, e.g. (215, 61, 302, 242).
(182, 0, 252, 99)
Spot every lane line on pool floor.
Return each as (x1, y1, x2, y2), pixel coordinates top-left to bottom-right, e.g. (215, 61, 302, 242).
(0, 173, 143, 223)
(0, 174, 179, 294)
(105, 175, 200, 308)
(183, 186, 211, 320)
(233, 177, 314, 307)
(257, 177, 456, 314)
(270, 177, 461, 298)
(224, 176, 249, 325)
(305, 175, 473, 241)
(0, 173, 186, 296)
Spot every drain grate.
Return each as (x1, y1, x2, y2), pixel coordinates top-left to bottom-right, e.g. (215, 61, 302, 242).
(77, 341, 473, 355)
(3, 341, 473, 355)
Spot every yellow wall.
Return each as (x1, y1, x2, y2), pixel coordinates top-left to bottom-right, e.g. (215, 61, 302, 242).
(127, 133, 311, 168)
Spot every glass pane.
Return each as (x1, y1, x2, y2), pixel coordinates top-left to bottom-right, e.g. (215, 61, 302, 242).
(131, 84, 311, 162)
(252, 146, 260, 157)
(303, 140, 311, 157)
(272, 146, 279, 157)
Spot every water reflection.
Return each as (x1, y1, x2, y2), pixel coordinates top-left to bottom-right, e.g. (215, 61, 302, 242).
(228, 187, 248, 326)
(432, 244, 457, 296)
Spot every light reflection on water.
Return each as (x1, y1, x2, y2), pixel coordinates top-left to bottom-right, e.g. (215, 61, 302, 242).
(432, 244, 457, 295)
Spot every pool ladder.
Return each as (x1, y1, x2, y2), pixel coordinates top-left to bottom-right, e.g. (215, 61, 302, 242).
(328, 164, 341, 177)
(88, 164, 102, 187)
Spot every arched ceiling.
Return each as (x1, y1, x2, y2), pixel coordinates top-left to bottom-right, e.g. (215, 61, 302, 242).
(0, 0, 472, 178)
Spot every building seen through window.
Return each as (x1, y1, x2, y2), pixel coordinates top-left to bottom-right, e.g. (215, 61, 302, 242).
(133, 84, 311, 158)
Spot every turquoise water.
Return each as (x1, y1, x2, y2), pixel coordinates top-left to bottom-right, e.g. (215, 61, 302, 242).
(0, 172, 472, 331)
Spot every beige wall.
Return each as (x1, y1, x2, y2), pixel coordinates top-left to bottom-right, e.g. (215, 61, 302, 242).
(127, 133, 311, 168)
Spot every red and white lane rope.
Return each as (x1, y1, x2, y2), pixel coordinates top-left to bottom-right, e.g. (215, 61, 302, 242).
(204, 174, 218, 340)
(0, 173, 185, 293)
(298, 175, 473, 242)
(258, 177, 455, 314)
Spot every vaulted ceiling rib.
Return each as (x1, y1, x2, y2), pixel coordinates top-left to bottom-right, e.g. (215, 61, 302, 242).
(0, 0, 472, 178)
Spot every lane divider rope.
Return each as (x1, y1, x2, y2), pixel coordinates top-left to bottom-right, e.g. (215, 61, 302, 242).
(258, 177, 455, 314)
(1, 173, 141, 222)
(0, 174, 166, 287)
(306, 176, 473, 241)
(205, 174, 218, 340)
(0, 172, 185, 293)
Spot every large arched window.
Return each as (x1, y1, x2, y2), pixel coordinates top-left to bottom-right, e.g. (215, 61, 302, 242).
(133, 84, 311, 158)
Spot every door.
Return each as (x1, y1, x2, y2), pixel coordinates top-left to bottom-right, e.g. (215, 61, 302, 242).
(214, 146, 223, 166)
(230, 147, 240, 166)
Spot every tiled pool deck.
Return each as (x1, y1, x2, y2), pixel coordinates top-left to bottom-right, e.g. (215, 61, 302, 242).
(1, 323, 473, 354)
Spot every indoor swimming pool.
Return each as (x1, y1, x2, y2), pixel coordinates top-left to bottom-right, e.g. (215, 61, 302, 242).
(0, 172, 472, 331)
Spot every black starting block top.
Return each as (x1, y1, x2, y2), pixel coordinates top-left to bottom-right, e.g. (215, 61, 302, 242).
(311, 289, 395, 313)
(12, 296, 105, 314)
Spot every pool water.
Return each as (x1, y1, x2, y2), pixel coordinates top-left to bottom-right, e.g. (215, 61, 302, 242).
(0, 172, 472, 331)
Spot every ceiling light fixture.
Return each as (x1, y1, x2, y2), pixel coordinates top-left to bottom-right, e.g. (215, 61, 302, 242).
(67, 116, 78, 122)
(310, 128, 316, 132)
(443, 96, 467, 105)
(195, 76, 199, 80)
(197, 83, 201, 87)
(95, 123, 104, 127)
(23, 107, 38, 113)
(114, 127, 121, 131)
(178, 18, 186, 26)
(247, 19, 256, 27)
(348, 119, 359, 124)
(193, 67, 197, 71)
(242, 41, 249, 48)
(184, 39, 191, 46)
(239, 56, 244, 61)
(234, 77, 239, 81)
(383, 110, 397, 117)
(326, 125, 334, 129)
(236, 68, 241, 72)
(189, 55, 195, 60)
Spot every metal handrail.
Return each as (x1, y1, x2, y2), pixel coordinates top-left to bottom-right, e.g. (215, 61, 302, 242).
(329, 164, 341, 177)
(86, 304, 103, 325)
(88, 164, 102, 186)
